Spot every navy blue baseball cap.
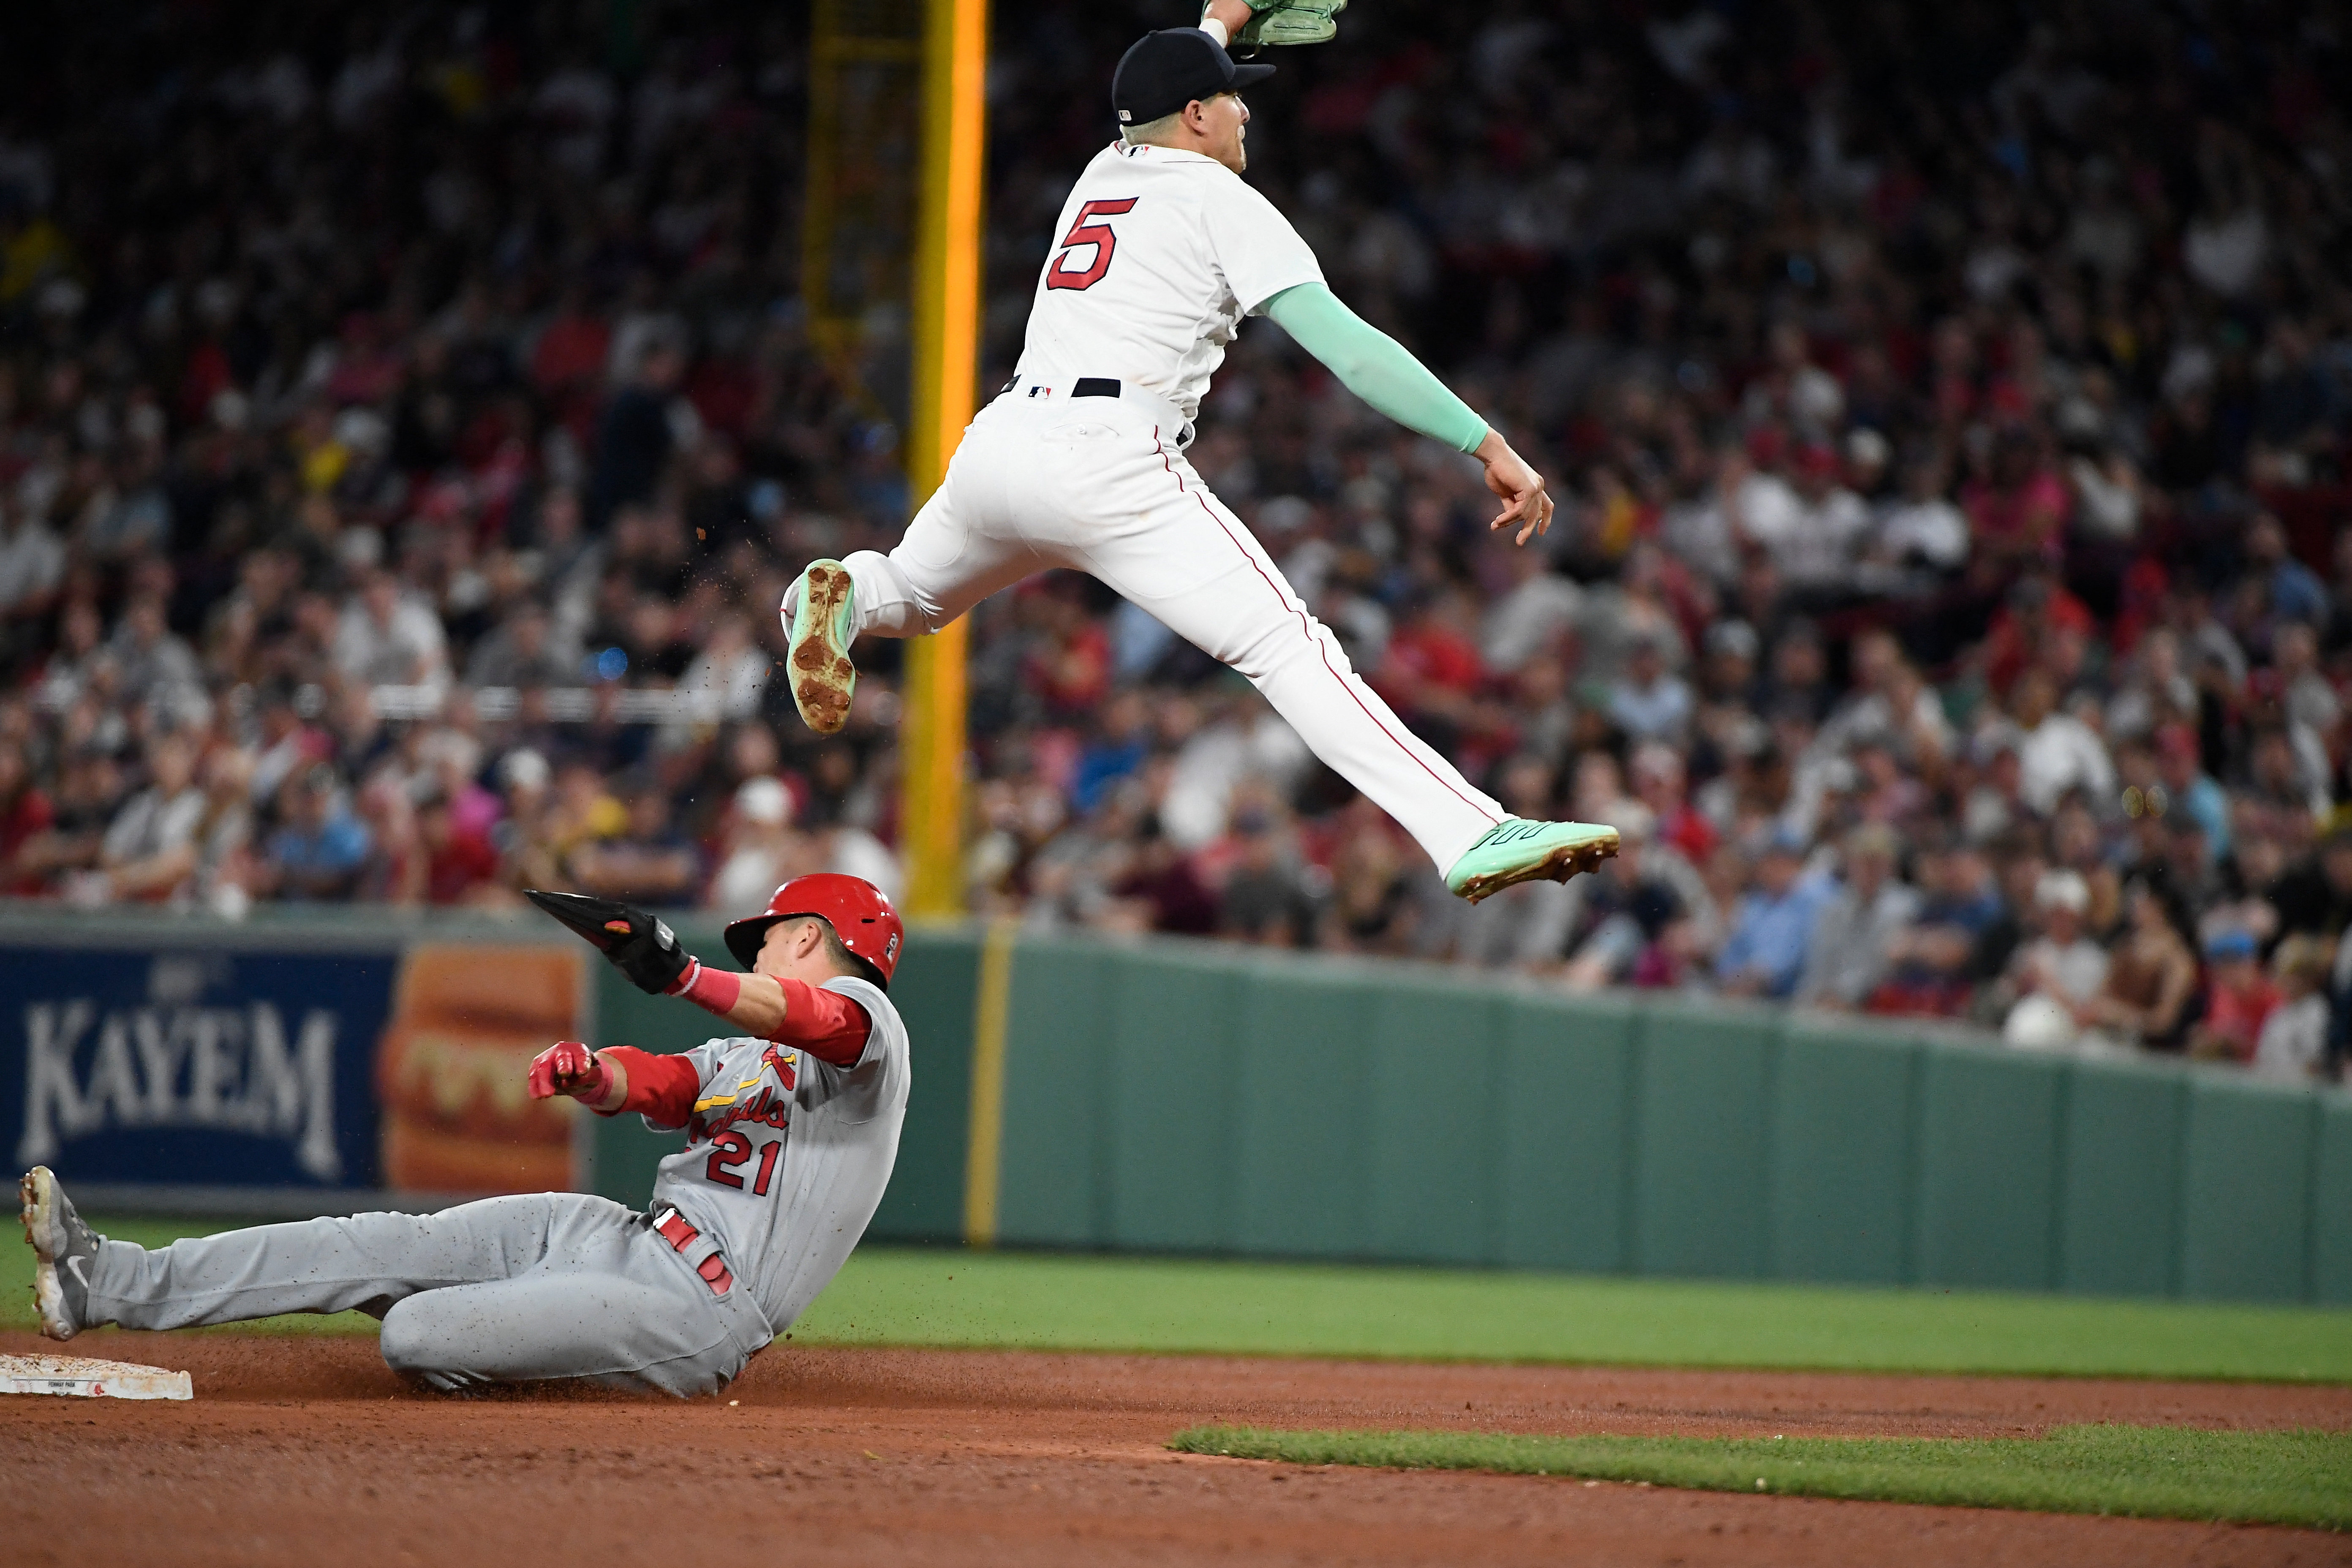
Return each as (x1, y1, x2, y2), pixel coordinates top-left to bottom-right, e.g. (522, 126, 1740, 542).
(1113, 29, 1275, 128)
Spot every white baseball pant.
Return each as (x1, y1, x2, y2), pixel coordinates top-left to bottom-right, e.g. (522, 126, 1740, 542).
(838, 391, 1507, 872)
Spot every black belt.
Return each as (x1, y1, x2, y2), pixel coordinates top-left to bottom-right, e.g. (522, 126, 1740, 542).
(1000, 376, 1123, 398)
(999, 376, 1192, 447)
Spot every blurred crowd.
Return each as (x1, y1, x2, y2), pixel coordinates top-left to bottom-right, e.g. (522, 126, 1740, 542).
(2, 2, 2351, 1081)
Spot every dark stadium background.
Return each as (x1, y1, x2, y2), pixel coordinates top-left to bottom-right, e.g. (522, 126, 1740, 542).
(0, 0, 2348, 1078)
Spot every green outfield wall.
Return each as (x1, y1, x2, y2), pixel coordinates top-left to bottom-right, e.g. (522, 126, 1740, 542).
(3, 909, 2328, 1303)
(583, 926, 2352, 1307)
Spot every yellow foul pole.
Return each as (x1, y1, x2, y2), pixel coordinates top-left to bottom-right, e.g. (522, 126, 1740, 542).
(901, 0, 988, 917)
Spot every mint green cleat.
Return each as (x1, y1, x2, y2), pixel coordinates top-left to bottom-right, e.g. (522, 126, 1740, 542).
(1444, 818, 1621, 904)
(784, 558, 859, 734)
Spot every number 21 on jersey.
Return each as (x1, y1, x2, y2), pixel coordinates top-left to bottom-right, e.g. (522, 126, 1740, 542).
(1045, 199, 1138, 291)
(705, 1130, 782, 1195)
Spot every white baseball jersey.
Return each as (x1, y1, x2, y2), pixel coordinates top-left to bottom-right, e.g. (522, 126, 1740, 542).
(646, 974, 910, 1334)
(834, 136, 1513, 880)
(1013, 142, 1326, 421)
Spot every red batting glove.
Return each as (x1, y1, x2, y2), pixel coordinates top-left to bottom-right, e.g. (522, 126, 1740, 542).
(527, 1040, 613, 1102)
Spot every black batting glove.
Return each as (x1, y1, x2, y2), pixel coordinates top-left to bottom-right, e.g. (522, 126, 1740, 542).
(525, 889, 697, 995)
(607, 906, 694, 996)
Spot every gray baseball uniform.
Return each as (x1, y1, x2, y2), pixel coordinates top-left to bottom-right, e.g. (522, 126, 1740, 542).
(75, 975, 909, 1397)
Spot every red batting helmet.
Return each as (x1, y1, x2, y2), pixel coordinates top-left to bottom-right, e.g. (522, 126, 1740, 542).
(723, 873, 904, 986)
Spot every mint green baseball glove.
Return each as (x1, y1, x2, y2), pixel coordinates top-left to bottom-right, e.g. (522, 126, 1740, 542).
(1236, 0, 1349, 49)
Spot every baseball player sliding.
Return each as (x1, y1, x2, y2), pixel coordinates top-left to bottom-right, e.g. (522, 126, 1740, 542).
(785, 7, 1618, 901)
(19, 876, 908, 1398)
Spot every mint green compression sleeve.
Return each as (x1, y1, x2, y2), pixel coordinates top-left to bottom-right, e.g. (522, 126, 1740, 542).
(1262, 282, 1490, 454)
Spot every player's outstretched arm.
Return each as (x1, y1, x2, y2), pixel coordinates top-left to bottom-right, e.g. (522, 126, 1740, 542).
(527, 1039, 629, 1113)
(1262, 282, 1554, 544)
(523, 887, 799, 1036)
(678, 962, 871, 1065)
(528, 1039, 703, 1126)
(526, 889, 871, 1064)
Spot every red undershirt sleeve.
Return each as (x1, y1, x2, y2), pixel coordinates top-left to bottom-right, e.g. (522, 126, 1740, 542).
(598, 1046, 701, 1129)
(770, 979, 872, 1066)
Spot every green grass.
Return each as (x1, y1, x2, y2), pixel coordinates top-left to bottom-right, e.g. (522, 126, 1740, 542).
(12, 1220, 2352, 1383)
(1168, 1423, 2352, 1531)
(792, 1250, 2352, 1383)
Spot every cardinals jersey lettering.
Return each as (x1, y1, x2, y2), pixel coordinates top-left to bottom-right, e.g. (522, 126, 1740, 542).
(1013, 142, 1324, 422)
(645, 975, 909, 1335)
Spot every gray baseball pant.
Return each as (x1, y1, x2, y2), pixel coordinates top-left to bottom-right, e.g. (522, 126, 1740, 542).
(81, 1192, 772, 1397)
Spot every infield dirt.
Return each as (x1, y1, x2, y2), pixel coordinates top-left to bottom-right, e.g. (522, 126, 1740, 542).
(4, 1329, 2347, 1566)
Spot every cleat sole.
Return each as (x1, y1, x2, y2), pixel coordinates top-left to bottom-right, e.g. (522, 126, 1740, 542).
(1457, 830, 1620, 905)
(21, 1167, 74, 1342)
(787, 564, 857, 735)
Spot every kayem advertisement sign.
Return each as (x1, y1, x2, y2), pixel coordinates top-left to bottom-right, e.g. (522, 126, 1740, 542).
(1, 922, 587, 1199)
(6, 945, 393, 1190)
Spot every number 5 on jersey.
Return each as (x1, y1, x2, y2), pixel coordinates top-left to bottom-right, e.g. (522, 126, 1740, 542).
(1045, 199, 1138, 291)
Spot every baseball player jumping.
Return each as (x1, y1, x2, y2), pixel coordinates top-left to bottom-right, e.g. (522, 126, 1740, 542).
(19, 875, 907, 1398)
(784, 9, 1617, 902)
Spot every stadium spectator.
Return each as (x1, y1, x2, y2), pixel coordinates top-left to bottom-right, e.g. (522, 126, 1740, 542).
(109, 594, 203, 718)
(1867, 450, 1970, 585)
(2077, 885, 2197, 1048)
(2254, 935, 2335, 1083)
(465, 600, 574, 689)
(417, 787, 506, 907)
(1771, 443, 1871, 599)
(707, 776, 804, 913)
(1560, 806, 1713, 992)
(335, 570, 450, 692)
(1712, 829, 1832, 999)
(0, 499, 67, 620)
(0, 743, 55, 896)
(1217, 797, 1320, 950)
(2191, 928, 2280, 1064)
(185, 744, 259, 917)
(94, 730, 205, 904)
(2270, 826, 2352, 944)
(568, 782, 700, 906)
(1796, 824, 1919, 1011)
(2000, 871, 2109, 1048)
(1629, 741, 1715, 866)
(259, 765, 373, 904)
(1877, 841, 2006, 1016)
(2010, 669, 2115, 818)
(1607, 633, 1694, 748)
(1481, 546, 1583, 677)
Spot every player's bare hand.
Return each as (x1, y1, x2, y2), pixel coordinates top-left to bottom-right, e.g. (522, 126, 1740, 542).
(1475, 429, 1553, 546)
(528, 1040, 612, 1102)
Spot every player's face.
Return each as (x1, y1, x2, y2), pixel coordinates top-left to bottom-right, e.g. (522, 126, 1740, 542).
(1200, 91, 1250, 173)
